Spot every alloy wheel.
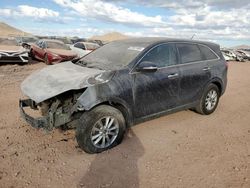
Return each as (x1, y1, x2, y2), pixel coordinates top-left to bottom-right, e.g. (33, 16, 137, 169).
(205, 89, 218, 111)
(90, 116, 119, 149)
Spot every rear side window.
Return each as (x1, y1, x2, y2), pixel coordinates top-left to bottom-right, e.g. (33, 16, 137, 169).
(41, 42, 46, 49)
(36, 41, 43, 48)
(141, 43, 178, 67)
(177, 43, 203, 64)
(199, 45, 218, 60)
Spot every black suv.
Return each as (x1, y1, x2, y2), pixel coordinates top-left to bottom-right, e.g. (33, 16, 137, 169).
(20, 38, 228, 153)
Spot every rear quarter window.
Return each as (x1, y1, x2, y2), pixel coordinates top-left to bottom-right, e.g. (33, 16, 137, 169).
(177, 43, 203, 64)
(199, 45, 218, 60)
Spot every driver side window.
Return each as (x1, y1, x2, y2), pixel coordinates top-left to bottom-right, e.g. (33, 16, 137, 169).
(141, 44, 177, 67)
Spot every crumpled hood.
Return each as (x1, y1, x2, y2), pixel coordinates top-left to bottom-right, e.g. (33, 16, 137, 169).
(0, 45, 27, 54)
(21, 61, 104, 103)
(48, 48, 77, 57)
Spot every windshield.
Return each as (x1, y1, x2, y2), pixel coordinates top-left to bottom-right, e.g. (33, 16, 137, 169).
(0, 39, 18, 46)
(77, 40, 147, 70)
(46, 41, 70, 50)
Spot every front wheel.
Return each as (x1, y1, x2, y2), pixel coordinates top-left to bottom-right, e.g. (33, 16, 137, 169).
(76, 105, 126, 154)
(195, 84, 220, 115)
(44, 54, 50, 65)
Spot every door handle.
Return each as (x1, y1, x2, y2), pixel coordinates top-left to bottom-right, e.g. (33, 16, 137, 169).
(168, 73, 179, 79)
(203, 67, 211, 71)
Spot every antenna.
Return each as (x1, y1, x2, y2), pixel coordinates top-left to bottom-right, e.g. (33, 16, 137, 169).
(191, 34, 196, 40)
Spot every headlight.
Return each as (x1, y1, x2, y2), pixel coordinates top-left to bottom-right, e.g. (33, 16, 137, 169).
(86, 71, 115, 85)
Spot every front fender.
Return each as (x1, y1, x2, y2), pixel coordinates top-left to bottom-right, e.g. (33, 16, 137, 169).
(77, 86, 132, 111)
(77, 86, 133, 125)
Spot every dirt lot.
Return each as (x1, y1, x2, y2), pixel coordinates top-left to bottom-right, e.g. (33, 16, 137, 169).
(0, 61, 249, 188)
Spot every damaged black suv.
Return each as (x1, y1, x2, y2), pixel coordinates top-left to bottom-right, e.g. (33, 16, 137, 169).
(20, 38, 227, 153)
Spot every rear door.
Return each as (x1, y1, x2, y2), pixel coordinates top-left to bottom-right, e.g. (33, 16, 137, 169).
(176, 43, 211, 105)
(132, 43, 181, 118)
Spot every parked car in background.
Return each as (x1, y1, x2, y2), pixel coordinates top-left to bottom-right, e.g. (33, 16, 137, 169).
(222, 53, 231, 61)
(71, 38, 87, 44)
(238, 49, 250, 60)
(221, 49, 236, 61)
(0, 38, 29, 64)
(88, 39, 104, 46)
(20, 38, 227, 153)
(29, 39, 78, 65)
(70, 42, 100, 57)
(71, 38, 104, 46)
(54, 37, 73, 45)
(233, 50, 246, 62)
(16, 36, 38, 45)
(235, 50, 250, 61)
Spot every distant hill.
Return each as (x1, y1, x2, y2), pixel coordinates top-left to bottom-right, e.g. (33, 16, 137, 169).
(231, 45, 250, 49)
(90, 32, 129, 42)
(0, 22, 31, 37)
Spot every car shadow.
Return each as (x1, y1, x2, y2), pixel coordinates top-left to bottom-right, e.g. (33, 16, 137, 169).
(78, 129, 144, 188)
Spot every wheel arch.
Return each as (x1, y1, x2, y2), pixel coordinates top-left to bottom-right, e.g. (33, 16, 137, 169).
(211, 81, 222, 96)
(80, 98, 133, 128)
(209, 78, 223, 96)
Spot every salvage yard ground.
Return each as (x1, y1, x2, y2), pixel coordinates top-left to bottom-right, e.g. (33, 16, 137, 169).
(0, 61, 250, 188)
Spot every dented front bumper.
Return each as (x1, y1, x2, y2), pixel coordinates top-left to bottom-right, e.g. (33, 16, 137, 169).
(19, 99, 48, 129)
(19, 98, 74, 130)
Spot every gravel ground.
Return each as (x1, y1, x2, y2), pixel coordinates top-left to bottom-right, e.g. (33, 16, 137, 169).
(0, 61, 249, 188)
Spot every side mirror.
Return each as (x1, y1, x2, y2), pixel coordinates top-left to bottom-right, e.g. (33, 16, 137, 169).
(136, 61, 158, 73)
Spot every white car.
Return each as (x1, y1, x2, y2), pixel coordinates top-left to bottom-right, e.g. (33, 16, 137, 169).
(70, 42, 100, 57)
(0, 38, 29, 64)
(221, 49, 236, 61)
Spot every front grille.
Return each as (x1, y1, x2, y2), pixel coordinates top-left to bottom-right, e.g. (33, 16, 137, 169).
(0, 55, 28, 63)
(0, 56, 22, 62)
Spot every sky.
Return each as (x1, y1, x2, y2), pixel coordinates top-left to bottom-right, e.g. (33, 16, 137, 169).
(0, 0, 250, 47)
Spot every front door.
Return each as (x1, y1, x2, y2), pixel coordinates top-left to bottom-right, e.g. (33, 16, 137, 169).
(132, 43, 180, 119)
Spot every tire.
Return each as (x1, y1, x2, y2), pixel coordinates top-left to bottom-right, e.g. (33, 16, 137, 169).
(195, 84, 220, 115)
(76, 105, 126, 154)
(29, 49, 35, 60)
(44, 54, 50, 65)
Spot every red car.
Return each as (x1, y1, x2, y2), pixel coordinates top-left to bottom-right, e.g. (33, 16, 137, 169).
(30, 39, 78, 65)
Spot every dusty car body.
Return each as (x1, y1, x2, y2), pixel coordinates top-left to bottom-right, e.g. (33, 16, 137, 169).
(0, 38, 29, 64)
(29, 39, 78, 65)
(20, 38, 227, 153)
(70, 42, 100, 57)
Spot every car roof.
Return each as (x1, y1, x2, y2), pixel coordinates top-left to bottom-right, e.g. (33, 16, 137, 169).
(116, 37, 219, 48)
(76, 42, 99, 46)
(41, 39, 64, 44)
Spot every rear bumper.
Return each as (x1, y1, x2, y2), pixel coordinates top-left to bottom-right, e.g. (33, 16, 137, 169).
(19, 99, 48, 129)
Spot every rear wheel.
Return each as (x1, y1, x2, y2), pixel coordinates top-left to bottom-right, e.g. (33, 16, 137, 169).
(195, 84, 220, 115)
(76, 105, 126, 154)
